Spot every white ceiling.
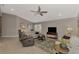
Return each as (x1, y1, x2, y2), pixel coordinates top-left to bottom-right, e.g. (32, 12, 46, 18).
(1, 4, 79, 23)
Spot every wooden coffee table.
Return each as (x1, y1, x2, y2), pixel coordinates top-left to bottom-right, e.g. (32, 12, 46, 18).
(54, 44, 69, 54)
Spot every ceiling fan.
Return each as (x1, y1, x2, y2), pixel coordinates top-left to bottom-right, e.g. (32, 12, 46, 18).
(31, 6, 48, 16)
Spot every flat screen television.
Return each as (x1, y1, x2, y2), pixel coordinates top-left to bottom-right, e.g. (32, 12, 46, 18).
(48, 27, 56, 32)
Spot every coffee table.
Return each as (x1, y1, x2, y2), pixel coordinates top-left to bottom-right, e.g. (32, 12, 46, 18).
(54, 43, 69, 54)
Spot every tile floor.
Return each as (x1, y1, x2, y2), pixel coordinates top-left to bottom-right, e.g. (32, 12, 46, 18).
(0, 37, 47, 54)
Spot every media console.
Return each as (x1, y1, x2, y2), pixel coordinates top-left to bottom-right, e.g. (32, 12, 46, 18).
(47, 32, 58, 39)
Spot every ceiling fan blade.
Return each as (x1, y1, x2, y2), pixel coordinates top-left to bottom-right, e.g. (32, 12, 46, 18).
(31, 10, 37, 12)
(38, 6, 41, 12)
(40, 13, 43, 16)
(41, 11, 48, 13)
(31, 6, 48, 16)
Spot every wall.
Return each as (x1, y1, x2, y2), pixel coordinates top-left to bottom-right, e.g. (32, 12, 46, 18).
(0, 16, 1, 37)
(0, 6, 2, 16)
(0, 6, 2, 37)
(17, 16, 33, 35)
(38, 17, 78, 38)
(1, 13, 78, 38)
(1, 13, 33, 37)
(2, 13, 18, 37)
(77, 15, 79, 37)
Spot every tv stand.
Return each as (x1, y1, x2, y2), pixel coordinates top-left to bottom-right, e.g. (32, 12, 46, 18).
(47, 32, 58, 39)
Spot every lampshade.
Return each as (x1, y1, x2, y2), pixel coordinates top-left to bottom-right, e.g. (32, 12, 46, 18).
(67, 27, 73, 31)
(22, 25, 25, 29)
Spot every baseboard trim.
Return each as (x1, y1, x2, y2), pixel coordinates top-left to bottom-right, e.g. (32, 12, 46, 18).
(1, 35, 19, 37)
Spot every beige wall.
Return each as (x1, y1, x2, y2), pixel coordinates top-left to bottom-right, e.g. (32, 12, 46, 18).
(2, 13, 18, 37)
(1, 13, 78, 38)
(38, 17, 78, 38)
(0, 6, 2, 36)
(0, 6, 2, 16)
(1, 13, 33, 37)
(17, 16, 33, 35)
(0, 16, 2, 37)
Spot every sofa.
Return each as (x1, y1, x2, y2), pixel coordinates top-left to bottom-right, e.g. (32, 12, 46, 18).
(18, 30, 34, 47)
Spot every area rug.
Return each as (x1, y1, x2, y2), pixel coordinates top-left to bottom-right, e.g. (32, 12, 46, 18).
(35, 38, 55, 54)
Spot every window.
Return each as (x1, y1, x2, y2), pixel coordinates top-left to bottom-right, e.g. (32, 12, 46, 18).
(34, 24, 42, 33)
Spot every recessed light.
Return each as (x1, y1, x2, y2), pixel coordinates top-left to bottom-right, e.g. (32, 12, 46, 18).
(10, 8, 14, 11)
